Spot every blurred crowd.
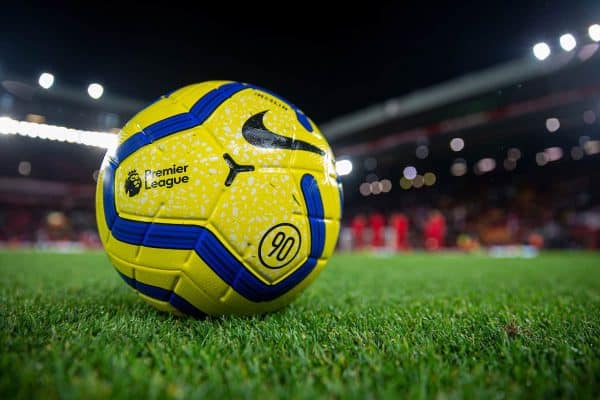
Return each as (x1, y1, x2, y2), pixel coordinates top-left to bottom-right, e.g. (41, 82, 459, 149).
(1, 178, 598, 251)
(340, 182, 600, 251)
(0, 207, 101, 250)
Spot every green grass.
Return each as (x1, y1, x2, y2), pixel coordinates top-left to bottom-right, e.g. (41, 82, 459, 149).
(1, 250, 599, 399)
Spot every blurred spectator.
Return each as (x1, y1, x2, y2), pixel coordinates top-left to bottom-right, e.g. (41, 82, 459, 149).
(0, 206, 101, 250)
(351, 213, 367, 250)
(423, 210, 446, 250)
(390, 212, 409, 250)
(339, 175, 599, 251)
(369, 211, 386, 248)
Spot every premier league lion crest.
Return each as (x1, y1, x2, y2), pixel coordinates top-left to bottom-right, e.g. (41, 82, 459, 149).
(124, 169, 142, 197)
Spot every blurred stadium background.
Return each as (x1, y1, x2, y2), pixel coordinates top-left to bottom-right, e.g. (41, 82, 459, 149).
(2, 5, 600, 399)
(1, 25, 599, 255)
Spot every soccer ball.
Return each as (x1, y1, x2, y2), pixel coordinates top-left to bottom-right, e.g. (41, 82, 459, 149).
(95, 81, 342, 316)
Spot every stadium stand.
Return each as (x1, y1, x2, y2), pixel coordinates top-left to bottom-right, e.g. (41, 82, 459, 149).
(1, 44, 599, 251)
(325, 45, 600, 251)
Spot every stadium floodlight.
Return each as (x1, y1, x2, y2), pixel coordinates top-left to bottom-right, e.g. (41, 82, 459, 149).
(545, 117, 560, 133)
(423, 172, 436, 186)
(359, 182, 371, 196)
(335, 159, 353, 176)
(450, 137, 464, 152)
(380, 179, 392, 193)
(476, 158, 496, 173)
(0, 116, 117, 150)
(399, 177, 412, 190)
(403, 166, 417, 180)
(18, 161, 31, 176)
(583, 140, 600, 155)
(412, 175, 424, 188)
(559, 34, 576, 52)
(532, 42, 551, 60)
(536, 152, 548, 166)
(38, 72, 54, 89)
(87, 83, 104, 99)
(370, 181, 382, 195)
(451, 159, 467, 177)
(589, 24, 600, 42)
(544, 147, 563, 162)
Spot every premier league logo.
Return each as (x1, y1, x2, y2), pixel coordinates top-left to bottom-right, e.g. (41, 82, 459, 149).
(124, 170, 142, 197)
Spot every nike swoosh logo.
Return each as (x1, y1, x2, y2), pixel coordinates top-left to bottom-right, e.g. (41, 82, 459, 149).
(242, 111, 325, 156)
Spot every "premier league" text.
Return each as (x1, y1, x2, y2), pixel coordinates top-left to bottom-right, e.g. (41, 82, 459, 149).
(144, 164, 190, 189)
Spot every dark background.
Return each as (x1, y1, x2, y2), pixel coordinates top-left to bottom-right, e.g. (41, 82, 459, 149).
(1, 1, 599, 250)
(1, 1, 598, 124)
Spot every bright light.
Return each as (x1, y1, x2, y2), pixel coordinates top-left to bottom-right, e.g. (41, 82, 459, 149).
(336, 159, 353, 176)
(0, 116, 117, 150)
(536, 152, 548, 166)
(450, 137, 464, 152)
(359, 182, 371, 196)
(533, 42, 551, 60)
(589, 24, 600, 42)
(450, 159, 467, 177)
(413, 175, 424, 188)
(38, 73, 54, 89)
(399, 177, 412, 190)
(26, 114, 45, 123)
(545, 117, 560, 133)
(583, 140, 600, 155)
(476, 158, 496, 173)
(403, 166, 417, 180)
(544, 146, 563, 163)
(18, 161, 31, 176)
(423, 172, 436, 186)
(87, 83, 104, 99)
(559, 33, 577, 52)
(370, 181, 382, 195)
(380, 179, 392, 193)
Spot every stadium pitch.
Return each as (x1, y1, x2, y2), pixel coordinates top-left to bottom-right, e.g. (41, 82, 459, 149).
(1, 250, 599, 399)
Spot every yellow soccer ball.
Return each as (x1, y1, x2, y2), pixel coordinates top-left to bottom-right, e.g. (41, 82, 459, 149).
(95, 81, 342, 316)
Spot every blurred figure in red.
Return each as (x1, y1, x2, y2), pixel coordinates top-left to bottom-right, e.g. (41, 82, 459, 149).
(424, 210, 447, 250)
(351, 213, 367, 250)
(527, 232, 545, 249)
(390, 212, 409, 250)
(369, 211, 386, 248)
